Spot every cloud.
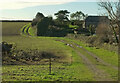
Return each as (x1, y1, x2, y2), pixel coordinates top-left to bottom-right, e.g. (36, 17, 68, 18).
(0, 0, 77, 10)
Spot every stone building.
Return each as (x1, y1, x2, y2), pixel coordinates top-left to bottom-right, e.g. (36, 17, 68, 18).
(85, 16, 110, 28)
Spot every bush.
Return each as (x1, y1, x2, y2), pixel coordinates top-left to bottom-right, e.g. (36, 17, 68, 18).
(96, 23, 113, 44)
(37, 17, 52, 36)
(2, 49, 61, 65)
(47, 25, 68, 37)
(2, 42, 13, 55)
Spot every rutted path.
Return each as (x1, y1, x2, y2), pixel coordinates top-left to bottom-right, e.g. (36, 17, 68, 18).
(75, 49, 112, 81)
(21, 24, 31, 36)
(56, 39, 115, 81)
(26, 26, 30, 35)
(22, 26, 26, 34)
(73, 43, 118, 70)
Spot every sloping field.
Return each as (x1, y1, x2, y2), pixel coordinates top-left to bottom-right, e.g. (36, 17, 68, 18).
(2, 22, 30, 36)
(2, 22, 118, 81)
(2, 35, 95, 81)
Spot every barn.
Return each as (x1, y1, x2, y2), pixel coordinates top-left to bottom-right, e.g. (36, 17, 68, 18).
(85, 16, 110, 28)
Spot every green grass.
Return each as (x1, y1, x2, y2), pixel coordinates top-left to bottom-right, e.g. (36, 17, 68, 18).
(85, 47, 118, 66)
(2, 22, 30, 36)
(55, 38, 118, 80)
(2, 36, 94, 81)
(61, 38, 118, 67)
(2, 21, 94, 81)
(2, 22, 118, 81)
(3, 62, 94, 81)
(69, 25, 79, 29)
(2, 47, 94, 81)
(76, 46, 118, 80)
(3, 36, 71, 62)
(69, 50, 94, 81)
(3, 34, 118, 81)
(28, 27, 36, 36)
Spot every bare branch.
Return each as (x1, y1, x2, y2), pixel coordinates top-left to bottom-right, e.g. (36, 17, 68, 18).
(98, 0, 120, 43)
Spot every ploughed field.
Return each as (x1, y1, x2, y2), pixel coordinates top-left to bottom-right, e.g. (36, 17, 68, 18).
(2, 22, 118, 81)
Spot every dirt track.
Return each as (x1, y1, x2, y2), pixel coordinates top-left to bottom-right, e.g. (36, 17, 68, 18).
(73, 43, 118, 70)
(57, 39, 117, 81)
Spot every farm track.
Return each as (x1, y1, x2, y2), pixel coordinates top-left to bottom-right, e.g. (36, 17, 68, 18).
(73, 43, 118, 70)
(56, 39, 115, 81)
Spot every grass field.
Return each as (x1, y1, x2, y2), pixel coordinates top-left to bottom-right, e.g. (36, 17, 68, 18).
(2, 22, 118, 81)
(2, 36, 95, 81)
(2, 22, 30, 36)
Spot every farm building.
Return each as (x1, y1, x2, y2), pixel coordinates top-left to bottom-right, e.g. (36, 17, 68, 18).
(85, 16, 110, 28)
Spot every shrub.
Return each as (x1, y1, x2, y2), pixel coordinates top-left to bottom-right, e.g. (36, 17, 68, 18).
(2, 41, 13, 55)
(2, 49, 61, 65)
(96, 23, 113, 44)
(47, 25, 68, 37)
(37, 17, 52, 36)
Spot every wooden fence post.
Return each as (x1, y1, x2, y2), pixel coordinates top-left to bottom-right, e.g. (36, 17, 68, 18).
(49, 57, 51, 75)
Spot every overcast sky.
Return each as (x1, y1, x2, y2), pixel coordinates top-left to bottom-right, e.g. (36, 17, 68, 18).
(0, 0, 111, 20)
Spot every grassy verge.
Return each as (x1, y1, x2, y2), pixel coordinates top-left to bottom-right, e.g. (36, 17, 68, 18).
(85, 46, 118, 66)
(28, 27, 36, 36)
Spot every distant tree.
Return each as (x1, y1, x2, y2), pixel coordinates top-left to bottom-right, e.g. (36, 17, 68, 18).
(35, 12, 44, 19)
(32, 12, 44, 26)
(98, 0, 120, 43)
(70, 13, 76, 20)
(54, 10, 70, 24)
(70, 11, 86, 21)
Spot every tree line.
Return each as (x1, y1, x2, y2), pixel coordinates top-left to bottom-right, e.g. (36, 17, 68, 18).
(31, 10, 88, 37)
(31, 0, 120, 45)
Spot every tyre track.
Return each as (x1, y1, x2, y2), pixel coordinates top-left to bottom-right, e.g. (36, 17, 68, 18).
(56, 39, 114, 81)
(26, 26, 30, 35)
(21, 24, 31, 36)
(75, 49, 113, 81)
(73, 43, 118, 70)
(22, 26, 26, 34)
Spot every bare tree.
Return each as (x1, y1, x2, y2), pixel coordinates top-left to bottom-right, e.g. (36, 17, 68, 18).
(98, 0, 120, 43)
